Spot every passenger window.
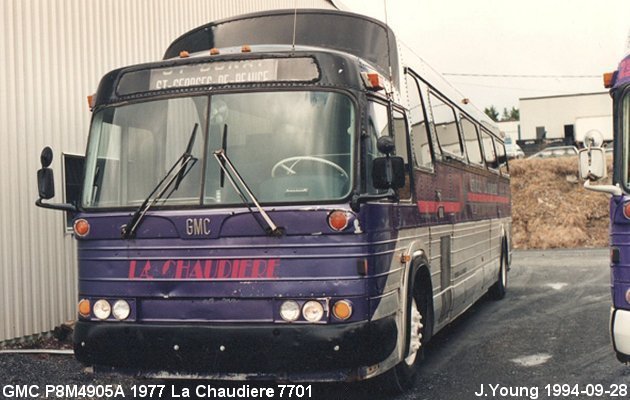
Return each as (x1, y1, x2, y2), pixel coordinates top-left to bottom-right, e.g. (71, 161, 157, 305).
(496, 140, 509, 175)
(461, 117, 483, 165)
(392, 108, 412, 201)
(405, 73, 433, 169)
(481, 130, 498, 169)
(429, 92, 463, 158)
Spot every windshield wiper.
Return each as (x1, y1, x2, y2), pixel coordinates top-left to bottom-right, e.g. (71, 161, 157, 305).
(212, 149, 283, 237)
(121, 123, 199, 239)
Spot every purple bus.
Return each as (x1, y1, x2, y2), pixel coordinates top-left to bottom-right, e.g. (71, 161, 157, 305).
(35, 9, 511, 390)
(581, 53, 630, 363)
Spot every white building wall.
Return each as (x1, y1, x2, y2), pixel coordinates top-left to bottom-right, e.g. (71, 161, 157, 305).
(0, 0, 334, 342)
(519, 92, 611, 142)
(496, 121, 520, 141)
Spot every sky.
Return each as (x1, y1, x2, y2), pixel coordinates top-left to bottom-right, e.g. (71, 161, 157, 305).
(336, 0, 630, 112)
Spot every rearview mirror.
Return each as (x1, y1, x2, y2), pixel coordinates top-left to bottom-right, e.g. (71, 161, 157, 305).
(37, 147, 55, 199)
(579, 147, 606, 181)
(373, 156, 405, 190)
(35, 147, 77, 212)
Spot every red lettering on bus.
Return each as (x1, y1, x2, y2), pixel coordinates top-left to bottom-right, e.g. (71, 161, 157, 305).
(128, 258, 280, 280)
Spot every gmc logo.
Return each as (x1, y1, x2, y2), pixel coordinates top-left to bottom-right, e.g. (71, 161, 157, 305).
(186, 218, 211, 236)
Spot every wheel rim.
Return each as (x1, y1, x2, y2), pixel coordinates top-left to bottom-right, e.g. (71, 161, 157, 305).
(501, 260, 507, 287)
(404, 298, 423, 366)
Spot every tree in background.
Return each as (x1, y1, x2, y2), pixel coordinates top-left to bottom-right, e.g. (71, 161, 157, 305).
(486, 105, 519, 122)
(484, 106, 499, 122)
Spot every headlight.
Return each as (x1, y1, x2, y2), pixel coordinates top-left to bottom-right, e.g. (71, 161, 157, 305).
(112, 300, 131, 320)
(302, 301, 325, 322)
(280, 300, 301, 322)
(93, 299, 111, 320)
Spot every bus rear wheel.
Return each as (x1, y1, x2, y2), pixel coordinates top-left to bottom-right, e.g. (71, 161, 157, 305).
(489, 241, 508, 300)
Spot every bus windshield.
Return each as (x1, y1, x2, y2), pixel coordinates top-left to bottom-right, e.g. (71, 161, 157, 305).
(82, 91, 355, 208)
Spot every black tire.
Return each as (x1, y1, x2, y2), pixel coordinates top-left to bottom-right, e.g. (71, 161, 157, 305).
(489, 241, 508, 300)
(379, 284, 430, 393)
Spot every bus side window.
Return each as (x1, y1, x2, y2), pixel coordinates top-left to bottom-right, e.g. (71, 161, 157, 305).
(460, 116, 483, 165)
(428, 92, 464, 159)
(480, 129, 498, 170)
(496, 140, 509, 175)
(405, 73, 433, 170)
(392, 108, 412, 201)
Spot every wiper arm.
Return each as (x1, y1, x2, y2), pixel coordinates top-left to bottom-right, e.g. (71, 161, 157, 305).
(212, 149, 283, 237)
(121, 124, 199, 239)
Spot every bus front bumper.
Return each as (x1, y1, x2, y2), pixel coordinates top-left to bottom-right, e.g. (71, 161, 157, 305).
(611, 308, 630, 362)
(74, 316, 397, 381)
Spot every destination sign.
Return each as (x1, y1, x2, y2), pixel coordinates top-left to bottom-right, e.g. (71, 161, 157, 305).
(117, 57, 319, 95)
(150, 59, 279, 89)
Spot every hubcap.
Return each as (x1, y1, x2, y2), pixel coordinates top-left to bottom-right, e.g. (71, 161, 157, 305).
(404, 298, 423, 366)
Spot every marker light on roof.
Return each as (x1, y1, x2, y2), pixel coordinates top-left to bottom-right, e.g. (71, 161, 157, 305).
(210, 48, 220, 55)
(179, 51, 190, 58)
(361, 71, 385, 91)
(604, 72, 615, 89)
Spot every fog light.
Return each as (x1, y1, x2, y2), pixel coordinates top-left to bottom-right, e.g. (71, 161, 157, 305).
(93, 299, 111, 320)
(280, 300, 300, 322)
(78, 299, 90, 318)
(332, 300, 353, 321)
(302, 301, 325, 322)
(112, 300, 131, 320)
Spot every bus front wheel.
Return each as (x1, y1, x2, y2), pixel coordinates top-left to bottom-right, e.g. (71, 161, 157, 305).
(380, 282, 430, 393)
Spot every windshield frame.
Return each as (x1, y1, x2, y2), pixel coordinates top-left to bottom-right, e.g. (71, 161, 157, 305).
(80, 87, 360, 212)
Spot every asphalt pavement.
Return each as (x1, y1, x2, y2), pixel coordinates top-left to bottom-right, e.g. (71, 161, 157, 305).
(1, 249, 627, 400)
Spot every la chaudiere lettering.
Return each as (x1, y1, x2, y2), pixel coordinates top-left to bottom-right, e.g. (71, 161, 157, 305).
(128, 258, 280, 280)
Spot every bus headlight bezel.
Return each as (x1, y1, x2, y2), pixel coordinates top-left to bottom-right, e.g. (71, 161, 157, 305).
(112, 300, 131, 320)
(279, 300, 301, 322)
(93, 299, 111, 320)
(302, 300, 325, 322)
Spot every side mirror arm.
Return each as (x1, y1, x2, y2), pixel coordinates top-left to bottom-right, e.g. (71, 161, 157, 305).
(583, 180, 622, 196)
(35, 198, 78, 212)
(350, 189, 398, 212)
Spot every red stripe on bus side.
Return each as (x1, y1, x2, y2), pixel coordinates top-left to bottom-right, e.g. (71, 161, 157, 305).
(467, 193, 510, 204)
(417, 201, 462, 213)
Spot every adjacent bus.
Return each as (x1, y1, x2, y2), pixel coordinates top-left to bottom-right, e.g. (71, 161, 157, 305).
(36, 9, 511, 390)
(582, 53, 630, 363)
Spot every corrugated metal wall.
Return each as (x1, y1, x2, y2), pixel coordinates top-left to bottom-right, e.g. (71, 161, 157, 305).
(0, 0, 335, 342)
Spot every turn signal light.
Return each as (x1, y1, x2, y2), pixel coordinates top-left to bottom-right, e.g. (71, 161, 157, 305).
(328, 210, 350, 231)
(623, 202, 630, 220)
(332, 300, 352, 321)
(73, 219, 90, 237)
(78, 299, 90, 318)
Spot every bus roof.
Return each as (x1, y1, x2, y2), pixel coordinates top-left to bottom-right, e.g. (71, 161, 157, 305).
(163, 9, 399, 87)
